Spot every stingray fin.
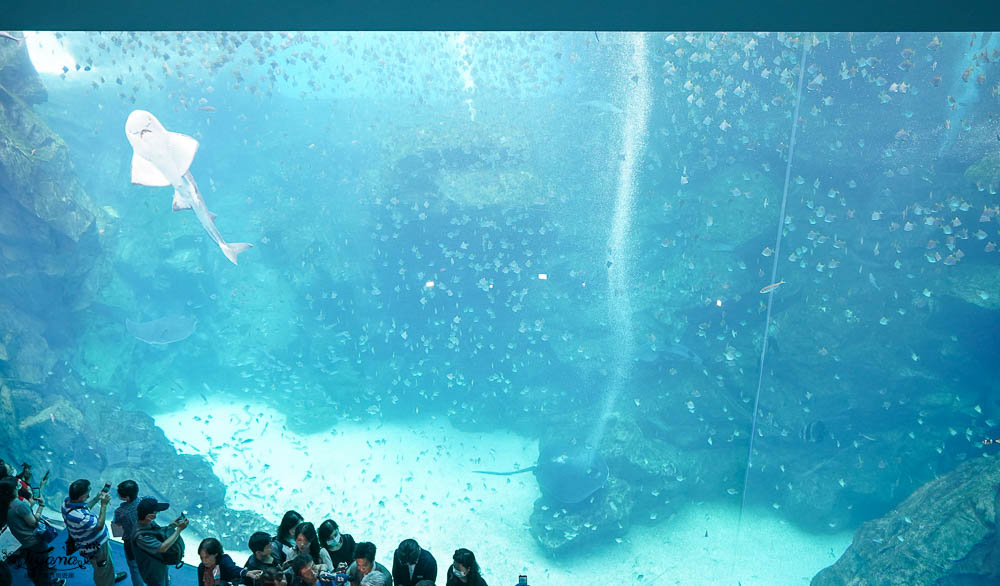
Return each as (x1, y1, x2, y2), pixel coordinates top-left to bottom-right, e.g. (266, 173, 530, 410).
(168, 131, 199, 175)
(131, 152, 171, 186)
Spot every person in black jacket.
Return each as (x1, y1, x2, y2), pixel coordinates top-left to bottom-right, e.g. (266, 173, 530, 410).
(444, 549, 486, 586)
(317, 519, 356, 570)
(346, 542, 392, 586)
(111, 480, 143, 586)
(391, 539, 436, 586)
(244, 532, 288, 574)
(196, 538, 261, 585)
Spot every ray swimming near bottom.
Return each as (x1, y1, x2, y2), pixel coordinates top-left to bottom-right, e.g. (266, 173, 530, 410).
(474, 438, 609, 504)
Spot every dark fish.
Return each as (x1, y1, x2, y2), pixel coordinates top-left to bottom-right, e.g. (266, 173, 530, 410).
(126, 314, 197, 345)
(636, 342, 704, 366)
(800, 420, 826, 443)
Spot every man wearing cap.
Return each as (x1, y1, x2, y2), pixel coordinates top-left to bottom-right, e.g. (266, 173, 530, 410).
(132, 497, 188, 586)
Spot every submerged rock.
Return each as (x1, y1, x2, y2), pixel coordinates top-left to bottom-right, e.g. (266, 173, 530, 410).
(0, 34, 46, 105)
(18, 396, 85, 431)
(527, 412, 714, 556)
(964, 151, 1000, 186)
(0, 300, 56, 384)
(0, 37, 101, 385)
(811, 453, 1000, 585)
(1, 366, 271, 556)
(380, 106, 535, 209)
(945, 264, 1000, 311)
(529, 474, 633, 556)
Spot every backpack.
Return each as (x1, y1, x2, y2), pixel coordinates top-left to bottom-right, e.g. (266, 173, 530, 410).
(134, 524, 186, 568)
(33, 518, 58, 544)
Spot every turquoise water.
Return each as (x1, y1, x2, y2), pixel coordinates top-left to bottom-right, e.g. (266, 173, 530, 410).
(7, 31, 999, 584)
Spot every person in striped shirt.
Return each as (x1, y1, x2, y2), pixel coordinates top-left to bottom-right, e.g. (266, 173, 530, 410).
(60, 479, 127, 585)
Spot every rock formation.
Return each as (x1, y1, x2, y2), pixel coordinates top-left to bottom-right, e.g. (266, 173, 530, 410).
(812, 453, 1000, 585)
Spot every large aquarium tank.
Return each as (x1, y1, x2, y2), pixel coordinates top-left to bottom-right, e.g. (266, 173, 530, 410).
(2, 31, 999, 584)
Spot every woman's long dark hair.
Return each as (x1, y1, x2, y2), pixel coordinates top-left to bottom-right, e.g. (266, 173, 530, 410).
(317, 519, 339, 544)
(294, 521, 322, 565)
(453, 548, 482, 581)
(0, 477, 19, 527)
(277, 510, 303, 546)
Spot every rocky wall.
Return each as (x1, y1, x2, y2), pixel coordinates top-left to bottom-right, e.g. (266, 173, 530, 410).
(0, 36, 102, 385)
(0, 39, 270, 553)
(811, 452, 1000, 585)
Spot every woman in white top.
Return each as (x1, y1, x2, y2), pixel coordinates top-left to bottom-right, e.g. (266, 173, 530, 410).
(294, 521, 333, 573)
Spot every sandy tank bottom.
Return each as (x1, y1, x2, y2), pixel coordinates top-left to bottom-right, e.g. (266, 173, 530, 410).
(146, 399, 850, 585)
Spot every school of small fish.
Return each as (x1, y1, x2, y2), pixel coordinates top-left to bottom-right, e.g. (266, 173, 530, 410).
(18, 30, 1000, 545)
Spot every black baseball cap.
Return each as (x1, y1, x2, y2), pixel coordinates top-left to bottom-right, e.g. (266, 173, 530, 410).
(137, 497, 170, 519)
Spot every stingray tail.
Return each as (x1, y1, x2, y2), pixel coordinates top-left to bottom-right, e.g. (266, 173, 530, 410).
(472, 466, 536, 476)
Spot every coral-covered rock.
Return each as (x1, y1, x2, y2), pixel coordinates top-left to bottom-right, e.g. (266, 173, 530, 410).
(811, 453, 1000, 585)
(0, 86, 96, 244)
(0, 35, 46, 105)
(964, 151, 1000, 186)
(5, 365, 272, 556)
(945, 264, 1000, 310)
(0, 301, 56, 384)
(0, 38, 102, 385)
(18, 397, 85, 431)
(530, 474, 633, 556)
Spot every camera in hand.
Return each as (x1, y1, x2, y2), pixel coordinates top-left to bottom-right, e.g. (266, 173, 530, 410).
(330, 562, 349, 584)
(517, 575, 528, 586)
(317, 569, 343, 586)
(101, 481, 112, 493)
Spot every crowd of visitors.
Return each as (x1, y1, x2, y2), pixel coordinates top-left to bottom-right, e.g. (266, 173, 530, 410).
(1, 460, 493, 586)
(0, 460, 67, 586)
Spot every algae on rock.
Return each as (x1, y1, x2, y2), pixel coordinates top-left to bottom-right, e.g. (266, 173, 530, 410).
(964, 151, 1000, 185)
(0, 39, 102, 385)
